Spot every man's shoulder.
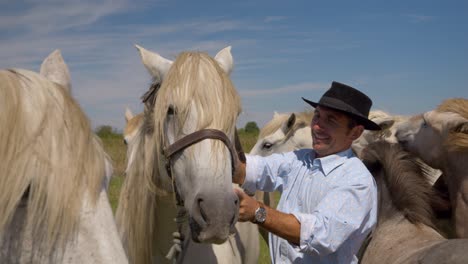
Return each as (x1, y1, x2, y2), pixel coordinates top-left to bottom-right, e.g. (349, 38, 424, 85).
(341, 156, 375, 183)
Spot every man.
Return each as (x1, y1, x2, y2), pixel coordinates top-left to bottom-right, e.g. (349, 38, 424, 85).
(234, 81, 380, 263)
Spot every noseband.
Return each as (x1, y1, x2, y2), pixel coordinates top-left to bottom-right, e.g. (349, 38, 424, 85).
(163, 128, 245, 204)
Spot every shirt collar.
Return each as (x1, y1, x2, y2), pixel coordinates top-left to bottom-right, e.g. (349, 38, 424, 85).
(311, 148, 354, 176)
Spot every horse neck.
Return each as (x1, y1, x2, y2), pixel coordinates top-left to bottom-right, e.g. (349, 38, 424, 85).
(375, 176, 441, 237)
(366, 181, 445, 264)
(365, 213, 445, 264)
(443, 151, 468, 181)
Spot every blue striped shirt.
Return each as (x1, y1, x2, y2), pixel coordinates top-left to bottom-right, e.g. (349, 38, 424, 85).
(242, 148, 377, 264)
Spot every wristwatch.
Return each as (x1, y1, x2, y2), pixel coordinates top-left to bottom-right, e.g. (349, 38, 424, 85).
(253, 206, 267, 224)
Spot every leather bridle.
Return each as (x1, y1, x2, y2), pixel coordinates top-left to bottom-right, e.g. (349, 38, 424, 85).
(162, 128, 246, 205)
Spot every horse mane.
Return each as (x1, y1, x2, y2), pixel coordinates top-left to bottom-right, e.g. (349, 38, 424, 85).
(436, 98, 468, 152)
(259, 111, 313, 139)
(116, 51, 241, 264)
(0, 69, 107, 258)
(362, 141, 443, 228)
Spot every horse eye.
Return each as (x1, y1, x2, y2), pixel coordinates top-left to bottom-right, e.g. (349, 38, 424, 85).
(123, 139, 128, 145)
(263, 142, 273, 150)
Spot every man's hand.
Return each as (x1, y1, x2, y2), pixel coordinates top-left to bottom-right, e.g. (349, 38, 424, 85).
(234, 188, 259, 222)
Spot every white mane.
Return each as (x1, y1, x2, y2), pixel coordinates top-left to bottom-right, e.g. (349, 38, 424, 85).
(0, 68, 108, 260)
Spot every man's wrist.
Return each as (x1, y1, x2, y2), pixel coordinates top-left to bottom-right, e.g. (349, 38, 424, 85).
(253, 204, 267, 224)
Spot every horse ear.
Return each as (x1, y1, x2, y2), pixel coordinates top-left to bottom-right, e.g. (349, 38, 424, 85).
(125, 107, 134, 123)
(214, 46, 233, 75)
(135, 44, 173, 81)
(40, 49, 71, 92)
(281, 113, 296, 134)
(373, 117, 395, 131)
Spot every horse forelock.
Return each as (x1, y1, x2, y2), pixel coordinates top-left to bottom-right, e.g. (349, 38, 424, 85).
(0, 69, 107, 258)
(363, 142, 439, 228)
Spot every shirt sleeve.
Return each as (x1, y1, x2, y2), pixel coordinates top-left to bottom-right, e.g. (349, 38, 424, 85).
(291, 176, 375, 256)
(241, 152, 295, 195)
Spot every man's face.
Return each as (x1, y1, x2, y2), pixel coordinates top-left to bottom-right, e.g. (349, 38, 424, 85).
(311, 106, 363, 158)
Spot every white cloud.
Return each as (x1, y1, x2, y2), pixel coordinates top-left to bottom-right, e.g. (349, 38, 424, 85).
(0, 0, 131, 34)
(239, 82, 325, 96)
(264, 16, 287, 23)
(404, 14, 435, 23)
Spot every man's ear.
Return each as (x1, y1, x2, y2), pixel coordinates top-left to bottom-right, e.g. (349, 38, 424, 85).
(350, 125, 364, 140)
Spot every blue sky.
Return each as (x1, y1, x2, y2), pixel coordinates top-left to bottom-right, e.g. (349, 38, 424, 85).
(1, 0, 467, 130)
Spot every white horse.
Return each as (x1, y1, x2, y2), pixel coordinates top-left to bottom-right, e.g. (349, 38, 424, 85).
(395, 98, 468, 238)
(116, 45, 259, 264)
(360, 141, 468, 264)
(0, 50, 127, 263)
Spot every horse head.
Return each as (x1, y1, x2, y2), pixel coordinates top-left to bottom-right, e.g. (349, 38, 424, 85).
(395, 99, 468, 169)
(250, 111, 313, 156)
(136, 45, 241, 243)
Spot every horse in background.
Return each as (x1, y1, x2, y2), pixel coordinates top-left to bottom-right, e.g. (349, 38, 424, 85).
(123, 107, 143, 174)
(396, 98, 468, 238)
(360, 141, 468, 264)
(250, 111, 313, 156)
(116, 45, 259, 264)
(0, 50, 127, 263)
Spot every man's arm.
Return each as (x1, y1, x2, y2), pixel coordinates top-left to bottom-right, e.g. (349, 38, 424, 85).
(234, 188, 301, 245)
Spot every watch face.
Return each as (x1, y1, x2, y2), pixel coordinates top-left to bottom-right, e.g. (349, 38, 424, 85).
(255, 207, 266, 223)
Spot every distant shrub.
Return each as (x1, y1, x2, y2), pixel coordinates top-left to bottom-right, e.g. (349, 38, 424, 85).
(95, 125, 120, 138)
(244, 121, 259, 134)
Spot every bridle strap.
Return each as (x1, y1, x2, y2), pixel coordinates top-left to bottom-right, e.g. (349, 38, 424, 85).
(163, 128, 243, 174)
(162, 128, 245, 264)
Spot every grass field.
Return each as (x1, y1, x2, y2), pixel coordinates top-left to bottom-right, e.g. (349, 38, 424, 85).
(99, 129, 273, 264)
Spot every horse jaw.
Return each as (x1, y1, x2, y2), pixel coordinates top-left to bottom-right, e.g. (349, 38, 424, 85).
(395, 113, 444, 168)
(214, 46, 233, 75)
(40, 49, 71, 92)
(135, 44, 173, 81)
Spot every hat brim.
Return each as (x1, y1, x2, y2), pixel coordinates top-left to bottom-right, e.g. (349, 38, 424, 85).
(302, 97, 381, 130)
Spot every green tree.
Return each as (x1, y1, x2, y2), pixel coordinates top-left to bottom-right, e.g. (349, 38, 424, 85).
(95, 125, 117, 138)
(244, 121, 259, 134)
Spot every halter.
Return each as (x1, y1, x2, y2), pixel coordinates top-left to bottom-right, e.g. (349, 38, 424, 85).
(142, 80, 246, 263)
(162, 128, 245, 264)
(164, 129, 244, 177)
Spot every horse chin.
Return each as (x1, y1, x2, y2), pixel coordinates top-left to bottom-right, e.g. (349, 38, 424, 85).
(189, 217, 230, 244)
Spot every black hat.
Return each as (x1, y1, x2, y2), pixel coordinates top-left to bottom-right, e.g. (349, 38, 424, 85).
(302, 81, 381, 130)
